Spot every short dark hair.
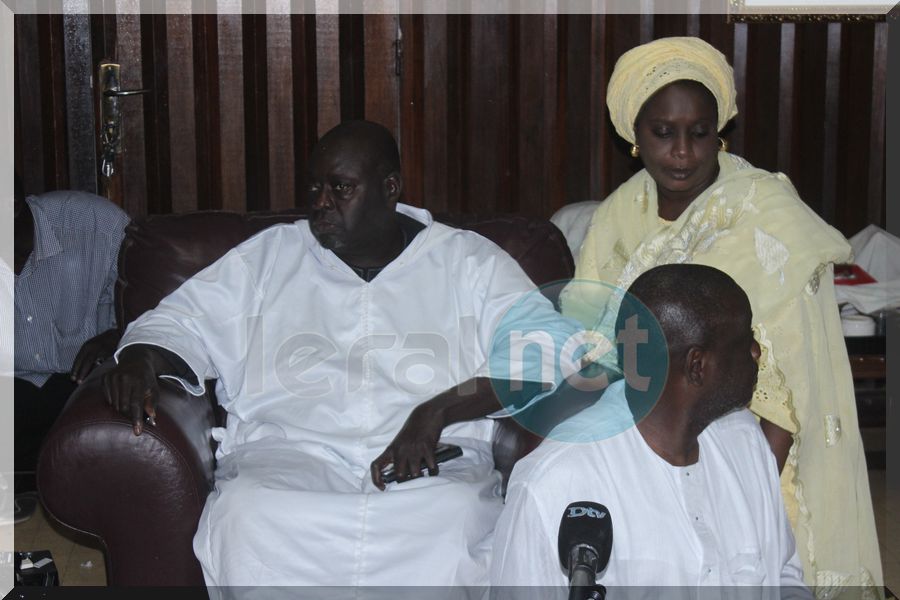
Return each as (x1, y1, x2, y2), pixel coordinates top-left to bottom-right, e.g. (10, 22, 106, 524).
(317, 120, 400, 177)
(618, 264, 748, 357)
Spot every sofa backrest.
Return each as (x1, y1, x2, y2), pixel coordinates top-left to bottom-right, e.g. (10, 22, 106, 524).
(116, 210, 575, 329)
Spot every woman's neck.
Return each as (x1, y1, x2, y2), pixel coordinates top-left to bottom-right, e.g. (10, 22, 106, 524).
(655, 162, 721, 221)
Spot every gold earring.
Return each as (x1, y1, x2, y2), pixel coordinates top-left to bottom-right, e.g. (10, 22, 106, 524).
(718, 137, 728, 152)
(630, 144, 640, 158)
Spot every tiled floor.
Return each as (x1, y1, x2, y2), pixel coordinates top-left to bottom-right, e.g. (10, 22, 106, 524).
(13, 503, 105, 586)
(869, 468, 900, 596)
(11, 469, 900, 589)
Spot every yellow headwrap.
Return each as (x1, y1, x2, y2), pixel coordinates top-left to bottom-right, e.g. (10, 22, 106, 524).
(606, 37, 738, 144)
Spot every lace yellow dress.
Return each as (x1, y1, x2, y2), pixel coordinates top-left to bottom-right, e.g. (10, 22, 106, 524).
(561, 152, 882, 598)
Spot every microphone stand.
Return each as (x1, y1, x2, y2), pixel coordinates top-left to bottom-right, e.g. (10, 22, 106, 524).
(568, 584, 606, 600)
(567, 545, 607, 600)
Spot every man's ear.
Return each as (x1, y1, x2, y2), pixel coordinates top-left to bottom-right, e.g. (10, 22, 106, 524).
(684, 347, 706, 387)
(383, 172, 403, 205)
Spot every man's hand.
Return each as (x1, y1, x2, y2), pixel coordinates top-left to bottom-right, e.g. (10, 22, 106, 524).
(760, 417, 793, 474)
(100, 345, 172, 436)
(70, 328, 121, 384)
(370, 403, 445, 490)
(369, 378, 505, 490)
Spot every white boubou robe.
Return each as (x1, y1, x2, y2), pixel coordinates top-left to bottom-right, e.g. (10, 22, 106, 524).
(118, 204, 581, 589)
(491, 380, 810, 598)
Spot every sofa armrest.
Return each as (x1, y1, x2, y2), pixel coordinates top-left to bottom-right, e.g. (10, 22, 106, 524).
(492, 416, 543, 496)
(36, 361, 217, 586)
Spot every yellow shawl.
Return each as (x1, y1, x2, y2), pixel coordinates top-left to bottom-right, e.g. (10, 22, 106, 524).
(562, 152, 882, 596)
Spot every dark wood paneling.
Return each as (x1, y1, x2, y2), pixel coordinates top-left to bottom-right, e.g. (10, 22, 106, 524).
(588, 14, 610, 201)
(821, 23, 842, 225)
(117, 12, 147, 216)
(564, 15, 591, 205)
(13, 12, 887, 239)
(291, 12, 318, 207)
(167, 12, 199, 214)
(419, 14, 448, 212)
(192, 14, 220, 210)
(466, 15, 511, 214)
(363, 14, 399, 138)
(399, 13, 425, 208)
(39, 14, 69, 192)
(868, 22, 887, 230)
(266, 8, 295, 211)
(217, 13, 246, 212)
(793, 23, 828, 217)
(141, 13, 171, 215)
(16, 14, 45, 194)
(339, 13, 365, 122)
(315, 13, 340, 138)
(836, 22, 876, 238)
(445, 14, 467, 213)
(743, 23, 781, 173)
(62, 12, 98, 194)
(776, 23, 795, 176)
(242, 12, 269, 211)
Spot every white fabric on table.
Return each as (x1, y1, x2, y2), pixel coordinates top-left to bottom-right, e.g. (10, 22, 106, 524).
(834, 224, 900, 314)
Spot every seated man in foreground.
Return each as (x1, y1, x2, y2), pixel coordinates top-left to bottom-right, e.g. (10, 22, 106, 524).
(101, 120, 578, 588)
(491, 264, 808, 593)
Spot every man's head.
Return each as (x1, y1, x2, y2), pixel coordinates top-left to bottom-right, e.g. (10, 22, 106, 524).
(306, 120, 403, 263)
(621, 264, 760, 428)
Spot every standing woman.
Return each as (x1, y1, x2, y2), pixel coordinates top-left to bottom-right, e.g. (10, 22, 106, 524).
(561, 37, 881, 595)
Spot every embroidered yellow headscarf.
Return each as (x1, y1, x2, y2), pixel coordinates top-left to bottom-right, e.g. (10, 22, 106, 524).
(606, 36, 738, 144)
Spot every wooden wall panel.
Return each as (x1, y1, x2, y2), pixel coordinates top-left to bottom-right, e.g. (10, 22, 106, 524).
(868, 22, 887, 229)
(314, 14, 340, 137)
(399, 12, 425, 208)
(166, 10, 198, 213)
(217, 11, 245, 212)
(836, 23, 877, 238)
(192, 14, 220, 210)
(13, 10, 887, 239)
(466, 16, 512, 214)
(242, 12, 269, 211)
(266, 7, 296, 211)
(794, 23, 828, 218)
(16, 14, 46, 194)
(116, 9, 147, 217)
(141, 13, 171, 215)
(363, 13, 399, 136)
(62, 10, 98, 194)
(290, 13, 318, 206)
(743, 24, 782, 173)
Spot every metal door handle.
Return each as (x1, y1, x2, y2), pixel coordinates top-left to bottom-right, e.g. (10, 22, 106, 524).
(103, 88, 150, 97)
(98, 61, 151, 178)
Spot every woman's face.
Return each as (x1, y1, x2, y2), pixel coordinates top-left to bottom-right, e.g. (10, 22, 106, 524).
(634, 81, 721, 204)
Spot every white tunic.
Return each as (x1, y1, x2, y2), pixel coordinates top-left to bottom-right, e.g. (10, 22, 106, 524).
(491, 380, 809, 597)
(118, 204, 579, 588)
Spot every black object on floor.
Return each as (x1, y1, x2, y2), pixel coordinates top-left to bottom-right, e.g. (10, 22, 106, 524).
(14, 550, 59, 586)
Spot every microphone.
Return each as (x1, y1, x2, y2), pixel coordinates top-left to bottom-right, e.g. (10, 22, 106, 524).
(558, 501, 613, 600)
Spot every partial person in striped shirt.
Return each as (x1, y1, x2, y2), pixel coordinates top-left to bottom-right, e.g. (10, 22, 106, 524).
(13, 173, 130, 512)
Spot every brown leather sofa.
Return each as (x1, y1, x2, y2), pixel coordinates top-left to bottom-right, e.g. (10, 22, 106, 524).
(36, 209, 575, 587)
